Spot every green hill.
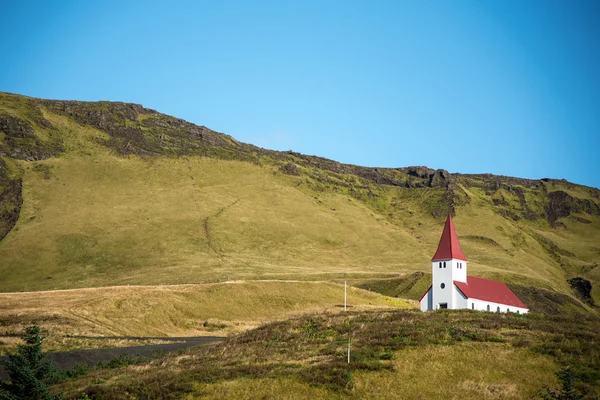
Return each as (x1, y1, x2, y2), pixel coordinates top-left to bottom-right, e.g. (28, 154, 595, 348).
(0, 92, 599, 310)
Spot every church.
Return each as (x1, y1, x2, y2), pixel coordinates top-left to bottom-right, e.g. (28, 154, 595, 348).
(420, 214, 529, 314)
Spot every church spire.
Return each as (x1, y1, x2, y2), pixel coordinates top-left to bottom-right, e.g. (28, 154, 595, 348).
(431, 214, 467, 261)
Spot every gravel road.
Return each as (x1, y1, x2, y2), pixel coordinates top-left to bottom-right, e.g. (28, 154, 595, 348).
(0, 336, 223, 381)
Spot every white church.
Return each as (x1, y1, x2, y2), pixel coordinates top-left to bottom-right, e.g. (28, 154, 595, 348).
(420, 214, 529, 314)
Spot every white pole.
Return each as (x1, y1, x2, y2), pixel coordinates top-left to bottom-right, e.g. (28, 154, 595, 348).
(347, 336, 351, 364)
(344, 280, 347, 312)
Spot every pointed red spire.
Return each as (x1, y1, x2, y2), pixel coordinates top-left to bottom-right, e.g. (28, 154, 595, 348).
(431, 214, 467, 261)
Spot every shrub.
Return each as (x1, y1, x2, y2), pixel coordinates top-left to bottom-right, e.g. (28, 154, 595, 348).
(538, 366, 598, 400)
(0, 324, 60, 400)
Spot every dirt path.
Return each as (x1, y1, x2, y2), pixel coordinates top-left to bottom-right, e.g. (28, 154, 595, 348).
(0, 336, 223, 380)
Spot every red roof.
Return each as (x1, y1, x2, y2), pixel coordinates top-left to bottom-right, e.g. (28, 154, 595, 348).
(454, 276, 527, 309)
(432, 214, 467, 261)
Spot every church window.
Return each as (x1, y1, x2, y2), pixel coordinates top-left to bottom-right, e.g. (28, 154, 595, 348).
(439, 262, 442, 268)
(507, 308, 510, 313)
(517, 310, 520, 314)
(440, 283, 445, 289)
(443, 262, 446, 268)
(471, 303, 474, 310)
(486, 305, 490, 311)
(496, 306, 500, 312)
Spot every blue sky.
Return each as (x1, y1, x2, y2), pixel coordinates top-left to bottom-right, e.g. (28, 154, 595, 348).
(1, 1, 599, 188)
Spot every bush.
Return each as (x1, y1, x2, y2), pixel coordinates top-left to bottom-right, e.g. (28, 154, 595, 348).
(538, 366, 598, 400)
(0, 324, 60, 400)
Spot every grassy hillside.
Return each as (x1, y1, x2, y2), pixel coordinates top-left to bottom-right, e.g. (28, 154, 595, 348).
(53, 309, 600, 399)
(0, 92, 599, 309)
(0, 281, 407, 352)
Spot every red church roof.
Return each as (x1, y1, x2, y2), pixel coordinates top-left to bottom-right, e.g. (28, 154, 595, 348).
(454, 276, 527, 309)
(431, 214, 467, 261)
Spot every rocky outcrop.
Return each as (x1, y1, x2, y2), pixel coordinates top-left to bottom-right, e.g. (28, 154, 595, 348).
(0, 158, 22, 241)
(41, 100, 234, 156)
(0, 115, 35, 138)
(429, 169, 452, 188)
(280, 162, 301, 176)
(0, 114, 60, 160)
(407, 166, 435, 179)
(567, 277, 594, 306)
(546, 190, 600, 226)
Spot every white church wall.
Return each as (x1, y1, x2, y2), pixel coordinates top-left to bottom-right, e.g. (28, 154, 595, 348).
(431, 259, 455, 308)
(420, 289, 432, 311)
(431, 258, 468, 309)
(451, 259, 467, 283)
(452, 285, 468, 309)
(468, 298, 528, 314)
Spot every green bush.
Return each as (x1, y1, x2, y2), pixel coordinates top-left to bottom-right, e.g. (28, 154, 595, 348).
(538, 367, 598, 400)
(0, 324, 60, 400)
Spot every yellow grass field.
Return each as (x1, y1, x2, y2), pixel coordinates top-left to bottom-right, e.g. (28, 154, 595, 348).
(0, 280, 410, 352)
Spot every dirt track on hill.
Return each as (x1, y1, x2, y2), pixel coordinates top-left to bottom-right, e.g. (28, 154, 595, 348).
(0, 336, 223, 380)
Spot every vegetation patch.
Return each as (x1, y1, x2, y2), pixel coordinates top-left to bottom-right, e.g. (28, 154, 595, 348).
(53, 310, 600, 399)
(354, 272, 431, 301)
(463, 235, 502, 246)
(507, 284, 589, 316)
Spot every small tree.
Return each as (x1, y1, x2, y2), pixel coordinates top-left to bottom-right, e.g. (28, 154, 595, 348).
(0, 324, 59, 400)
(538, 366, 597, 400)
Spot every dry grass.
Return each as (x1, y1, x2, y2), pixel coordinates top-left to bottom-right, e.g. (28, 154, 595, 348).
(187, 377, 346, 399)
(352, 344, 557, 399)
(0, 280, 410, 352)
(185, 345, 557, 400)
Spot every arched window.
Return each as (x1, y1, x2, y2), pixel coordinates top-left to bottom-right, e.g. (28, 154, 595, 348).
(443, 262, 446, 268)
(517, 310, 520, 314)
(496, 306, 500, 312)
(471, 303, 474, 310)
(507, 308, 510, 313)
(439, 262, 442, 268)
(486, 305, 490, 311)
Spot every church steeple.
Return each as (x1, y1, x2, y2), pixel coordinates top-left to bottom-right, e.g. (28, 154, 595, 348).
(431, 214, 467, 261)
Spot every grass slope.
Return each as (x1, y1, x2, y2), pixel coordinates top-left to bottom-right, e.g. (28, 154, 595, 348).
(0, 92, 599, 310)
(0, 281, 408, 352)
(53, 309, 600, 399)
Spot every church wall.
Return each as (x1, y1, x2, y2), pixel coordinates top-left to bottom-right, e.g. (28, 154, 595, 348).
(468, 298, 529, 314)
(431, 259, 455, 308)
(452, 285, 468, 309)
(420, 288, 432, 311)
(450, 259, 467, 283)
(431, 258, 468, 309)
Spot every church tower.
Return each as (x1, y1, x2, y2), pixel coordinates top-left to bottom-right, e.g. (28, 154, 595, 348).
(430, 214, 467, 309)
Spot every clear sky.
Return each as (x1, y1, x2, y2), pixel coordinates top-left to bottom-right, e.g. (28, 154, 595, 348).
(1, 1, 599, 188)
